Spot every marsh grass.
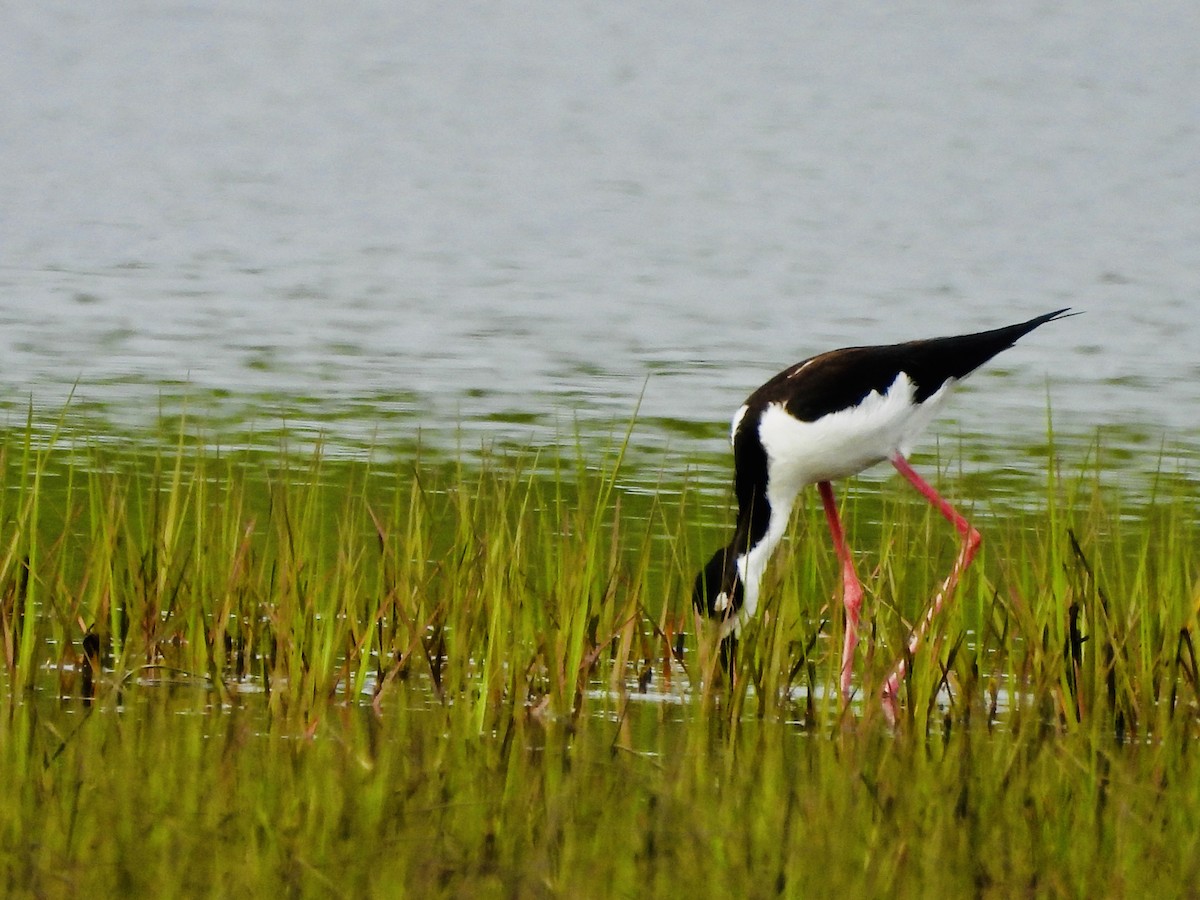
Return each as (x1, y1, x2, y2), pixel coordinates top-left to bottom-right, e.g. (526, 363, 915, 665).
(2, 414, 1200, 897)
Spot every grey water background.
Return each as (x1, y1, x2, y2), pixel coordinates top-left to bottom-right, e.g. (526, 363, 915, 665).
(2, 1, 1198, 481)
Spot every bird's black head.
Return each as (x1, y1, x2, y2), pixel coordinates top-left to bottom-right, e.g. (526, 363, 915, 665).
(692, 545, 743, 621)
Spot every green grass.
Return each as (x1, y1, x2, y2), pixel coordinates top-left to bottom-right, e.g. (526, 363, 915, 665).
(2, 414, 1199, 897)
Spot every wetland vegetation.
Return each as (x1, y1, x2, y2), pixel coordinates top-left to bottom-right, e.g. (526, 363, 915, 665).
(2, 411, 1199, 898)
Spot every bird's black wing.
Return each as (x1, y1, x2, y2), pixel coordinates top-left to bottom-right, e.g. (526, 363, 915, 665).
(746, 308, 1070, 423)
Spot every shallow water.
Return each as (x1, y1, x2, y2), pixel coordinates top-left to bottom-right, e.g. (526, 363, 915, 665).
(2, 1, 1198, 475)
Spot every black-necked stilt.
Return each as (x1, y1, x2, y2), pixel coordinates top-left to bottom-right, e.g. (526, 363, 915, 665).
(693, 309, 1072, 717)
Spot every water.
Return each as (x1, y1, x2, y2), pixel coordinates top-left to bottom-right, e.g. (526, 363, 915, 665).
(2, 1, 1198, 472)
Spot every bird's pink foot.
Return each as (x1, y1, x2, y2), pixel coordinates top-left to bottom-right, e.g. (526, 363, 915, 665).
(882, 454, 982, 719)
(819, 481, 865, 703)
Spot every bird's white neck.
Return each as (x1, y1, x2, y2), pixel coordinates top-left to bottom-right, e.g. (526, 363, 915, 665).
(733, 484, 800, 625)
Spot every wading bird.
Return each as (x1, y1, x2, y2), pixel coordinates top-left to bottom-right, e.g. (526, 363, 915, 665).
(692, 309, 1071, 718)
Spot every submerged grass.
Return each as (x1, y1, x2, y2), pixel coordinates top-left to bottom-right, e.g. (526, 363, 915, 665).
(2, 414, 1200, 897)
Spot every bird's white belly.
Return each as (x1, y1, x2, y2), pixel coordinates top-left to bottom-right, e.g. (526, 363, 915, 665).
(757, 373, 953, 500)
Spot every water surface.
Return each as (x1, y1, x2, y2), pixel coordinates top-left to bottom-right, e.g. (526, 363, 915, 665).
(2, 1, 1197, 475)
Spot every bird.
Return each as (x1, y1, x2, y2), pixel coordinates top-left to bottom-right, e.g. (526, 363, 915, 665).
(692, 308, 1072, 718)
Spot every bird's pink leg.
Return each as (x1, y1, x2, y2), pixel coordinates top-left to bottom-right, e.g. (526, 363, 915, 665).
(818, 481, 864, 701)
(882, 454, 982, 719)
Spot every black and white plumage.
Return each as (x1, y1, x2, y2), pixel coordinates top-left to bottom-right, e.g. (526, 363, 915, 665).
(693, 309, 1071, 713)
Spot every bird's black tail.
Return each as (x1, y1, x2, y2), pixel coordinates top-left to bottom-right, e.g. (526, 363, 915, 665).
(964, 307, 1075, 348)
(898, 307, 1075, 400)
